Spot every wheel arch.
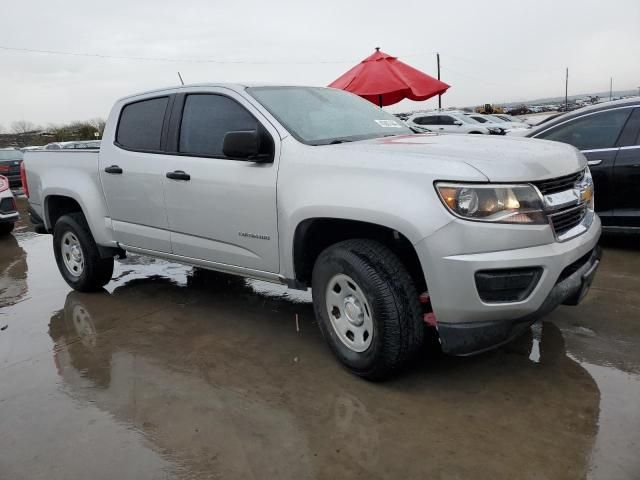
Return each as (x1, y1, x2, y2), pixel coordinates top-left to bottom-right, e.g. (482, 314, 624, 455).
(290, 217, 427, 293)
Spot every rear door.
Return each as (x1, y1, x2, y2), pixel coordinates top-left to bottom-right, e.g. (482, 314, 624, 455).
(611, 108, 640, 227)
(161, 88, 280, 273)
(99, 95, 174, 252)
(533, 106, 633, 225)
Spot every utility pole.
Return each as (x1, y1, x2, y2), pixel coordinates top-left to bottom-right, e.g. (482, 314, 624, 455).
(609, 77, 613, 101)
(437, 53, 441, 110)
(565, 67, 569, 111)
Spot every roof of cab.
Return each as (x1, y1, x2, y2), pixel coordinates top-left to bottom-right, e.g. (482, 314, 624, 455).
(116, 83, 320, 103)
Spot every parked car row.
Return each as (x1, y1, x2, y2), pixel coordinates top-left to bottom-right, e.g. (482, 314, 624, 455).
(43, 140, 101, 150)
(405, 111, 531, 135)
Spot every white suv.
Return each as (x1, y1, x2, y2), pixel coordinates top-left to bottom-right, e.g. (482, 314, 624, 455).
(406, 112, 497, 135)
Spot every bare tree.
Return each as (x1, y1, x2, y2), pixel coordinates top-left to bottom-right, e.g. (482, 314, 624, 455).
(88, 118, 106, 137)
(11, 120, 39, 135)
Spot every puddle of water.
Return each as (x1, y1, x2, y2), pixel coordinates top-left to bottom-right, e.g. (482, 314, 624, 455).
(1, 199, 640, 479)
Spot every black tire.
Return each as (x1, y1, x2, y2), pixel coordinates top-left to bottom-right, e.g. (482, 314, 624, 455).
(312, 239, 424, 380)
(0, 223, 14, 236)
(53, 213, 114, 292)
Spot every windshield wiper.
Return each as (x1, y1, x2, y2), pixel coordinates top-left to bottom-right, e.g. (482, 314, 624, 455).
(328, 139, 354, 144)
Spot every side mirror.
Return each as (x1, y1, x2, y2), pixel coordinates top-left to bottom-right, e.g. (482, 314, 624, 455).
(222, 130, 273, 162)
(454, 121, 463, 126)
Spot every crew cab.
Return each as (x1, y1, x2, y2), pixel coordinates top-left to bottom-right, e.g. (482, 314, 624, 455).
(24, 84, 601, 379)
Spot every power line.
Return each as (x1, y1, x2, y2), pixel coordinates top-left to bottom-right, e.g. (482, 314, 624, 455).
(0, 45, 360, 65)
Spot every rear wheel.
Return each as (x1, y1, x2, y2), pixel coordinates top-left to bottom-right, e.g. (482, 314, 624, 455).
(53, 213, 114, 292)
(312, 239, 424, 380)
(0, 223, 15, 236)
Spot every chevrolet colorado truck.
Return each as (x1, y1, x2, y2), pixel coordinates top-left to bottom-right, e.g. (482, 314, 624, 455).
(24, 84, 601, 379)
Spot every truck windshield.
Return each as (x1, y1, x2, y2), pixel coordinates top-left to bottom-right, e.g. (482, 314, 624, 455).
(247, 86, 413, 145)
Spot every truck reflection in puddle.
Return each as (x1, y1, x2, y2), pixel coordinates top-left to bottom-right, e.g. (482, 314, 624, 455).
(47, 270, 600, 479)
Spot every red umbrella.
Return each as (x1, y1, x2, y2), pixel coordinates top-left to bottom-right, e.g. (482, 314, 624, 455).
(329, 48, 450, 107)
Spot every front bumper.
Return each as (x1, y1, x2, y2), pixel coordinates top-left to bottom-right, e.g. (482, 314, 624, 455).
(415, 214, 601, 355)
(437, 246, 601, 355)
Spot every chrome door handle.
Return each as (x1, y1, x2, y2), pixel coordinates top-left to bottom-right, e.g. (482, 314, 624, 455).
(587, 159, 602, 166)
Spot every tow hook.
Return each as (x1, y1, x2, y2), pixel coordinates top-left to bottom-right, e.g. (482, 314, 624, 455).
(419, 292, 437, 327)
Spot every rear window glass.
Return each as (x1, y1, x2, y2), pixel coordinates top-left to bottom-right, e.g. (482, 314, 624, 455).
(116, 97, 169, 151)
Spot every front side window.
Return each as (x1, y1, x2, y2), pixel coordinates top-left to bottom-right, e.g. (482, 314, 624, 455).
(116, 96, 169, 151)
(536, 108, 631, 150)
(248, 86, 412, 145)
(179, 94, 259, 157)
(439, 115, 456, 126)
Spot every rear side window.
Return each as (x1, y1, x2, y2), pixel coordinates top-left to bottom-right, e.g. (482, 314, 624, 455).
(179, 94, 258, 157)
(537, 108, 631, 150)
(116, 97, 169, 151)
(413, 116, 429, 125)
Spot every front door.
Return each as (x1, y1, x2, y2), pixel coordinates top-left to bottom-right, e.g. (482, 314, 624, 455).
(612, 145, 640, 227)
(100, 95, 173, 252)
(162, 90, 280, 273)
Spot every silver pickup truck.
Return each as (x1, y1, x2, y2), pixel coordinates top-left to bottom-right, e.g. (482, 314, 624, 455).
(24, 84, 601, 379)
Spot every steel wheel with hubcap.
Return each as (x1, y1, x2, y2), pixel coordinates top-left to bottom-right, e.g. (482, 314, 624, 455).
(53, 213, 114, 292)
(326, 273, 374, 352)
(61, 231, 85, 277)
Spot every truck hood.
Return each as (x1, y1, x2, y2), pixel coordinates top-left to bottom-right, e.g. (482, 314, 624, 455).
(330, 133, 585, 182)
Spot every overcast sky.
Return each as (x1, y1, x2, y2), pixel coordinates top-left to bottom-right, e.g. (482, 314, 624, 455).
(1, 0, 639, 128)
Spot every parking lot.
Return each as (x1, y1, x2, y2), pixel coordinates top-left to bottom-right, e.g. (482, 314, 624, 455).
(1, 196, 638, 480)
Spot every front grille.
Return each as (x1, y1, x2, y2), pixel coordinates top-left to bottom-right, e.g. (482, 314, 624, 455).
(533, 171, 584, 195)
(549, 204, 587, 236)
(0, 197, 16, 213)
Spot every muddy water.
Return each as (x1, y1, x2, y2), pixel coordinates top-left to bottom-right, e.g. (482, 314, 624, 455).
(0, 198, 638, 480)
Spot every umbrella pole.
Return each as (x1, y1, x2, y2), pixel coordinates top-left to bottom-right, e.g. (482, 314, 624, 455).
(378, 94, 383, 108)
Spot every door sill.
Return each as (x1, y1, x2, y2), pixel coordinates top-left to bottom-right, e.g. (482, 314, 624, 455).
(119, 244, 285, 284)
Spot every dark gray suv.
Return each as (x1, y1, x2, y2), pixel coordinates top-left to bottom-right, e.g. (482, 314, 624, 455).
(526, 98, 640, 233)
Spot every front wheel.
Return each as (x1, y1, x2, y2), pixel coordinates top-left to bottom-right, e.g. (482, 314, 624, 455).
(312, 240, 424, 380)
(53, 213, 114, 292)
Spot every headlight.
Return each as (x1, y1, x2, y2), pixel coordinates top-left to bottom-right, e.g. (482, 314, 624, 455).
(578, 167, 594, 210)
(435, 183, 547, 224)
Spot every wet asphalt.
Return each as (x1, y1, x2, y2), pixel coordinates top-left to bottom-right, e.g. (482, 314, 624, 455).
(0, 197, 638, 480)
